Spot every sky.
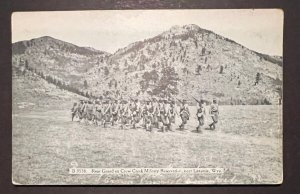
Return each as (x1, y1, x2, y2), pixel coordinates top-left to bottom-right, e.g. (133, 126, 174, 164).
(12, 9, 283, 56)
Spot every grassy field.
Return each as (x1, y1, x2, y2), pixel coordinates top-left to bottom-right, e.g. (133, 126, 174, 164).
(12, 100, 282, 184)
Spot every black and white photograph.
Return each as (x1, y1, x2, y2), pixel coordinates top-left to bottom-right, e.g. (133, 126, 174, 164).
(12, 9, 283, 185)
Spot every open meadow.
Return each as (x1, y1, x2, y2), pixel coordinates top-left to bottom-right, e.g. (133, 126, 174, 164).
(12, 98, 282, 184)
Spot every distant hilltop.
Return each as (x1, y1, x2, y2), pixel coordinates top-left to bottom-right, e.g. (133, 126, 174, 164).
(12, 24, 283, 105)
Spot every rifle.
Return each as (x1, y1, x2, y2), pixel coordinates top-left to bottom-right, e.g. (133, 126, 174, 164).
(176, 98, 183, 104)
(192, 96, 201, 104)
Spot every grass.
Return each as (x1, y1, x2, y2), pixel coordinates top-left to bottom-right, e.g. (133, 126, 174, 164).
(12, 101, 282, 185)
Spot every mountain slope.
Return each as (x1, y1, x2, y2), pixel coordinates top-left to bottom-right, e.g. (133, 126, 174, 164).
(12, 36, 110, 88)
(83, 24, 282, 104)
(12, 67, 84, 112)
(12, 25, 283, 104)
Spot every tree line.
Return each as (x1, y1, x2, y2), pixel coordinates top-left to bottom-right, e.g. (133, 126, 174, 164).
(16, 59, 95, 98)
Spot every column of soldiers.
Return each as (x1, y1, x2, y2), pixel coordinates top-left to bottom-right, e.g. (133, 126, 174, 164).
(71, 97, 219, 132)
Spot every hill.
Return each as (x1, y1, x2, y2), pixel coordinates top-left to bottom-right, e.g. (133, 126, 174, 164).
(12, 24, 283, 104)
(12, 36, 110, 89)
(12, 66, 85, 112)
(82, 24, 282, 104)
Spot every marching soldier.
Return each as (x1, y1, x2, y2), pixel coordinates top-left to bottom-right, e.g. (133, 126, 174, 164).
(130, 99, 139, 129)
(140, 100, 148, 129)
(157, 99, 163, 131)
(196, 99, 206, 133)
(160, 99, 171, 132)
(168, 100, 178, 131)
(119, 99, 129, 129)
(71, 102, 78, 121)
(145, 99, 155, 131)
(85, 100, 94, 124)
(77, 100, 84, 121)
(179, 99, 190, 129)
(94, 99, 103, 126)
(209, 98, 219, 130)
(102, 99, 111, 128)
(152, 98, 160, 129)
(80, 100, 88, 122)
(110, 100, 119, 126)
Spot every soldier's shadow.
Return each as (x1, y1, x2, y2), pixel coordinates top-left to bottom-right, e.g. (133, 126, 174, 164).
(190, 129, 203, 133)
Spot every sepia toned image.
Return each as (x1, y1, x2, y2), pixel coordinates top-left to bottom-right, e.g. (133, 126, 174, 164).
(12, 9, 283, 185)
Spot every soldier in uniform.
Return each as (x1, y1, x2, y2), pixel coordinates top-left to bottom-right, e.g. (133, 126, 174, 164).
(152, 98, 160, 129)
(85, 100, 94, 124)
(119, 100, 129, 129)
(140, 100, 148, 129)
(209, 98, 219, 130)
(71, 102, 78, 121)
(196, 100, 206, 133)
(102, 99, 111, 128)
(168, 100, 178, 131)
(130, 99, 139, 129)
(76, 100, 84, 121)
(179, 99, 190, 129)
(160, 99, 170, 132)
(110, 100, 119, 126)
(80, 100, 88, 122)
(94, 99, 103, 126)
(145, 99, 155, 131)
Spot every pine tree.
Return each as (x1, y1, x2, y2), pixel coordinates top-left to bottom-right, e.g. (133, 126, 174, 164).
(196, 65, 202, 74)
(25, 60, 29, 69)
(152, 65, 179, 98)
(219, 65, 224, 74)
(202, 47, 206, 55)
(84, 80, 88, 89)
(104, 67, 109, 76)
(255, 72, 261, 85)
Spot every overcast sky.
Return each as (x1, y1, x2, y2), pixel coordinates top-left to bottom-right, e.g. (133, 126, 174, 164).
(12, 9, 283, 56)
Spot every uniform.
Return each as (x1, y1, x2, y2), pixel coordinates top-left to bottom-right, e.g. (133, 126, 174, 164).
(71, 102, 78, 121)
(209, 102, 219, 130)
(160, 103, 170, 132)
(110, 102, 119, 126)
(94, 103, 103, 125)
(103, 102, 111, 127)
(152, 101, 160, 128)
(120, 103, 130, 128)
(85, 102, 94, 121)
(196, 103, 205, 132)
(145, 103, 155, 131)
(168, 103, 177, 131)
(80, 102, 88, 121)
(130, 102, 139, 129)
(179, 103, 190, 129)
